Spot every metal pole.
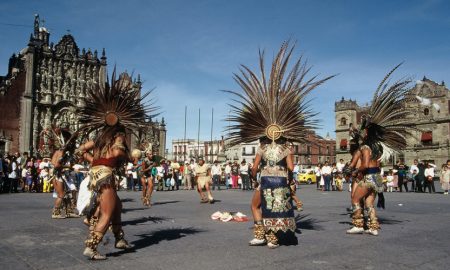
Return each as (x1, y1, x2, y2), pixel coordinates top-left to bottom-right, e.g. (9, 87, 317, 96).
(210, 107, 214, 163)
(184, 106, 187, 162)
(197, 108, 200, 160)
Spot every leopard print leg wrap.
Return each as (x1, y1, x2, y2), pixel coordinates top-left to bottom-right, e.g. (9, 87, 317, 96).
(265, 231, 278, 245)
(89, 216, 99, 232)
(85, 231, 104, 251)
(112, 224, 131, 249)
(112, 226, 125, 240)
(366, 206, 380, 230)
(253, 222, 265, 240)
(52, 207, 62, 216)
(351, 204, 364, 228)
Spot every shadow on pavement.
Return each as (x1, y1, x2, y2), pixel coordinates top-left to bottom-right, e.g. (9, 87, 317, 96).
(339, 217, 408, 226)
(120, 198, 135, 203)
(378, 217, 408, 225)
(295, 214, 325, 233)
(107, 227, 204, 257)
(152, 200, 180, 205)
(121, 207, 148, 213)
(122, 215, 171, 226)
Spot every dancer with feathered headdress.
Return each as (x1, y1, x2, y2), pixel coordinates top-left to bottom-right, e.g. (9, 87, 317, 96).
(49, 127, 79, 219)
(345, 63, 417, 236)
(75, 69, 157, 259)
(225, 41, 334, 248)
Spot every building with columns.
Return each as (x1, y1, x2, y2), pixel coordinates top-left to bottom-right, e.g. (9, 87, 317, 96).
(335, 77, 450, 167)
(172, 138, 225, 163)
(0, 15, 166, 156)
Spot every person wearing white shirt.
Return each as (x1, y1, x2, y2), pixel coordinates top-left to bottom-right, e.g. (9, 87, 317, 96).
(336, 159, 345, 173)
(293, 163, 300, 184)
(183, 160, 195, 190)
(424, 162, 436, 193)
(409, 159, 419, 192)
(224, 162, 232, 189)
(211, 160, 222, 190)
(240, 160, 250, 190)
(321, 161, 332, 191)
(126, 162, 134, 191)
(315, 164, 322, 190)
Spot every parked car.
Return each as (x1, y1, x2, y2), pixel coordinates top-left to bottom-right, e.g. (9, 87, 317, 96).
(298, 169, 316, 184)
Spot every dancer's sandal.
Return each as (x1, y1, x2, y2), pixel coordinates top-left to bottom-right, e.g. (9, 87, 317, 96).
(249, 238, 266, 246)
(83, 247, 106, 260)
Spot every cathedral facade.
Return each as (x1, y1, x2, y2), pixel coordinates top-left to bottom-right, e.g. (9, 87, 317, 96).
(335, 78, 450, 167)
(0, 15, 166, 157)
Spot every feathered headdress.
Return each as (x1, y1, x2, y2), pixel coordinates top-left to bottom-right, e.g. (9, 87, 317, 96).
(77, 68, 158, 146)
(224, 41, 334, 146)
(357, 63, 418, 161)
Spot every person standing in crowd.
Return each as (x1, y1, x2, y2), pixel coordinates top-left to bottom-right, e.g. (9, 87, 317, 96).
(156, 162, 165, 191)
(424, 162, 436, 193)
(171, 159, 181, 190)
(130, 150, 141, 191)
(39, 158, 51, 193)
(386, 170, 394, 192)
(231, 161, 239, 189)
(336, 159, 345, 174)
(315, 163, 322, 190)
(166, 160, 174, 191)
(161, 160, 169, 190)
(415, 160, 426, 192)
(409, 159, 419, 192)
(396, 160, 409, 192)
(8, 155, 19, 193)
(224, 161, 231, 189)
(0, 154, 4, 192)
(321, 161, 332, 191)
(184, 160, 194, 190)
(195, 158, 214, 203)
(24, 163, 33, 192)
(331, 162, 338, 191)
(439, 163, 449, 195)
(16, 152, 24, 192)
(293, 162, 300, 185)
(125, 161, 133, 191)
(240, 159, 250, 191)
(211, 160, 222, 190)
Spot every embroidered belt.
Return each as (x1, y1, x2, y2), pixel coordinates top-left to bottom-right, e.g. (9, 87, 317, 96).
(88, 165, 114, 192)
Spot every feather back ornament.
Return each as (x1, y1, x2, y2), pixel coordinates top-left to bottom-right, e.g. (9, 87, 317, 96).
(224, 41, 334, 146)
(359, 63, 419, 161)
(77, 68, 158, 140)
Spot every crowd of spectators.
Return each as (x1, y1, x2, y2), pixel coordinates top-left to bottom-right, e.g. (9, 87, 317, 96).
(0, 151, 85, 194)
(122, 158, 254, 192)
(306, 158, 450, 194)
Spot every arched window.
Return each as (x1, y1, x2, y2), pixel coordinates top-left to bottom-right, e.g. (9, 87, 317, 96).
(340, 117, 347, 126)
(424, 108, 429, 116)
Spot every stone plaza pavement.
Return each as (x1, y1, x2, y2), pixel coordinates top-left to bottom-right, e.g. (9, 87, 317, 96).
(0, 184, 449, 270)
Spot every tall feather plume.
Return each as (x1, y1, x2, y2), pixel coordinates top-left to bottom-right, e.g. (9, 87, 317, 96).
(363, 63, 419, 157)
(224, 41, 335, 146)
(77, 67, 159, 138)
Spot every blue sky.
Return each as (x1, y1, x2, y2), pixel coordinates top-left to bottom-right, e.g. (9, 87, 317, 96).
(1, 0, 449, 150)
